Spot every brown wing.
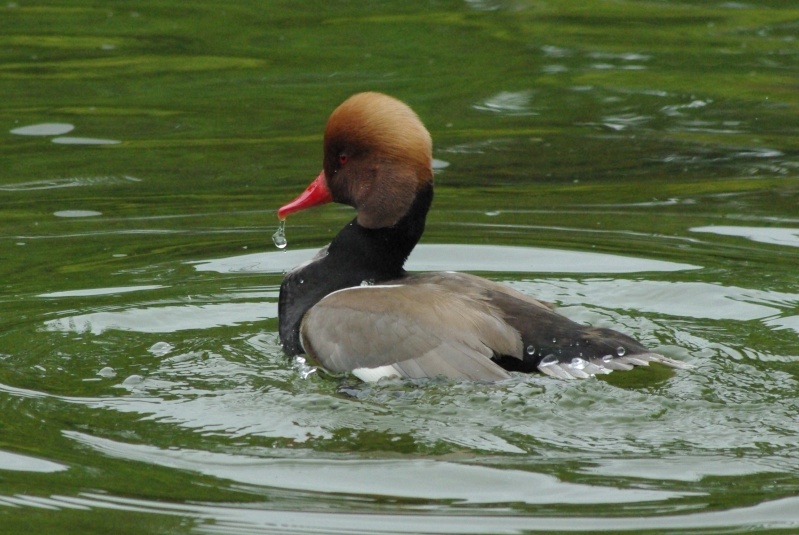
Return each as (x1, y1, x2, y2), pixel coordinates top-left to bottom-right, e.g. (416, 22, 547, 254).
(300, 281, 523, 381)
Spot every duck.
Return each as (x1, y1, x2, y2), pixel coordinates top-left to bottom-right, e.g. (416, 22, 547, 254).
(277, 92, 689, 382)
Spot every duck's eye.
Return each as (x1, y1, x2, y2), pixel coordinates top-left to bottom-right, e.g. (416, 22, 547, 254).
(338, 153, 348, 166)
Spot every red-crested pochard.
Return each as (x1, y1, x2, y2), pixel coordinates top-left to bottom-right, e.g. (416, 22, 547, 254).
(277, 92, 689, 382)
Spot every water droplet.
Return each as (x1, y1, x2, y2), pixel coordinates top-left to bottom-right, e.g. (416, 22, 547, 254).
(602, 354, 613, 363)
(571, 357, 587, 370)
(360, 279, 374, 286)
(552, 338, 557, 344)
(539, 354, 558, 367)
(298, 278, 304, 285)
(616, 346, 626, 357)
(272, 219, 287, 249)
(526, 345, 535, 355)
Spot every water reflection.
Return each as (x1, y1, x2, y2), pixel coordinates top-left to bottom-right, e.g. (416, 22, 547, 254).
(192, 244, 700, 275)
(53, 210, 103, 218)
(51, 137, 121, 145)
(44, 302, 276, 335)
(3, 1, 799, 531)
(601, 113, 651, 131)
(38, 285, 165, 298)
(1, 482, 798, 535)
(46, 241, 798, 354)
(511, 278, 798, 323)
(63, 430, 692, 503)
(8, 122, 120, 145)
(692, 225, 799, 248)
(581, 455, 787, 482)
(9, 123, 75, 136)
(0, 450, 68, 473)
(473, 91, 536, 115)
(0, 175, 140, 191)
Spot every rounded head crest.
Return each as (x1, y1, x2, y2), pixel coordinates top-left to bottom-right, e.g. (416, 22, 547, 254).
(321, 92, 434, 228)
(323, 92, 432, 183)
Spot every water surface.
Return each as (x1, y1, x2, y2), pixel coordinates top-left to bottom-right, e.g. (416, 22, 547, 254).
(2, 1, 799, 533)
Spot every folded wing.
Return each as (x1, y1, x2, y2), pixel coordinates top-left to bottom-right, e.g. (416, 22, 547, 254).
(300, 280, 523, 381)
(300, 272, 691, 381)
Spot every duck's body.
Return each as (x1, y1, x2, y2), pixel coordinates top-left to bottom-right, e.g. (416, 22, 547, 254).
(277, 92, 689, 381)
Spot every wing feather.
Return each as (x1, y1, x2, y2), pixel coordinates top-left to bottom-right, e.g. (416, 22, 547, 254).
(300, 284, 520, 381)
(297, 272, 691, 382)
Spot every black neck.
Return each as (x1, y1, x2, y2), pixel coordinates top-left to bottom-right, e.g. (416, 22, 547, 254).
(330, 183, 431, 276)
(279, 183, 433, 354)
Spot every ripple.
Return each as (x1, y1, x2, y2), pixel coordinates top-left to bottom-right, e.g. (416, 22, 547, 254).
(692, 225, 799, 248)
(0, 450, 68, 473)
(192, 244, 700, 275)
(53, 210, 102, 218)
(582, 455, 788, 482)
(63, 430, 692, 504)
(590, 63, 647, 71)
(661, 99, 709, 117)
(0, 175, 140, 191)
(44, 302, 277, 335)
(0, 490, 797, 534)
(589, 52, 652, 62)
(51, 137, 121, 145)
(541, 45, 573, 58)
(473, 91, 536, 115)
(735, 148, 784, 159)
(510, 278, 798, 322)
(2, 491, 798, 534)
(38, 285, 166, 298)
(542, 64, 569, 74)
(600, 113, 651, 131)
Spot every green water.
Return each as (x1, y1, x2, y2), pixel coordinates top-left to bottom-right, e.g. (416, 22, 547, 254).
(2, 1, 799, 533)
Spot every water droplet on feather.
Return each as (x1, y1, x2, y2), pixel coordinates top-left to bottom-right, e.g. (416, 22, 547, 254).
(540, 354, 558, 367)
(571, 357, 587, 370)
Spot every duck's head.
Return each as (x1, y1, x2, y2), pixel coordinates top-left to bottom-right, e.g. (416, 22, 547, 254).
(278, 92, 433, 229)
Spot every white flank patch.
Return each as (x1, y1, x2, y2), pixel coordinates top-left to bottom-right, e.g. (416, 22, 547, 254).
(352, 365, 401, 382)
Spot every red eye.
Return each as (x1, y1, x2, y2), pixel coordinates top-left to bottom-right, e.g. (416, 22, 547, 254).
(338, 153, 348, 166)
